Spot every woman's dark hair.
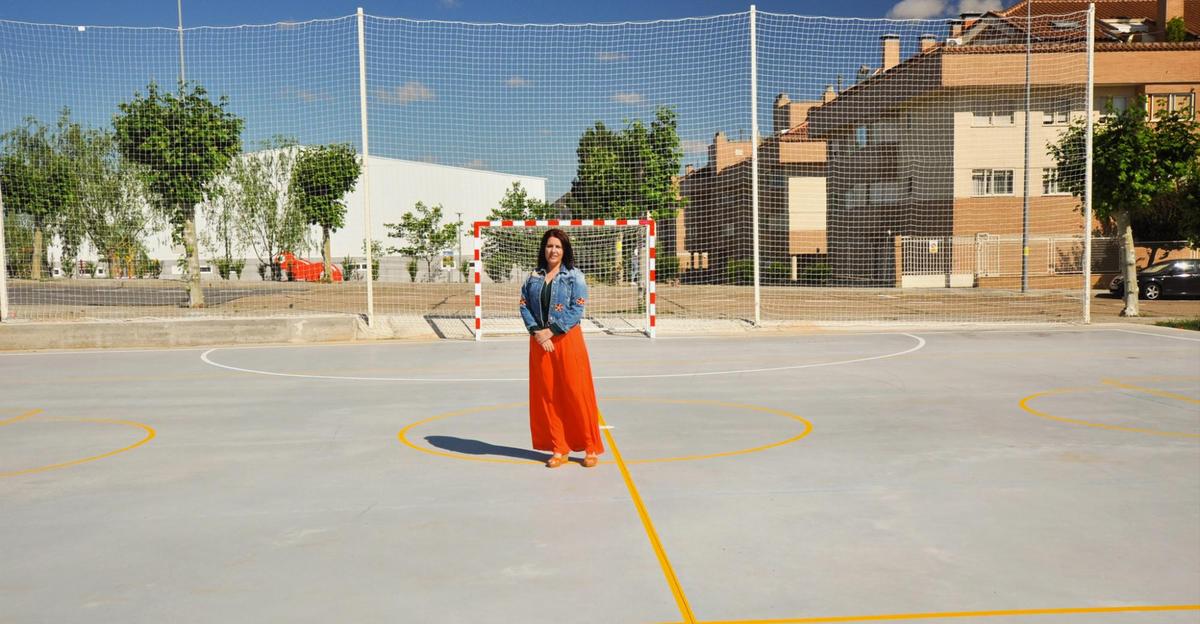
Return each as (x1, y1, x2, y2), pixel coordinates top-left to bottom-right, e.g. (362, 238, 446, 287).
(537, 228, 575, 272)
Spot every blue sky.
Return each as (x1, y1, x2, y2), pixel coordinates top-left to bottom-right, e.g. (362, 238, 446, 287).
(0, 1, 1006, 27)
(1, 0, 1012, 199)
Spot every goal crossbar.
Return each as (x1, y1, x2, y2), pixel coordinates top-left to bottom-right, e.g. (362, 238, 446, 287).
(473, 218, 656, 341)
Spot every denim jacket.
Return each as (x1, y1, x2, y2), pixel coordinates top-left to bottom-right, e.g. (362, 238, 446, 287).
(519, 266, 588, 335)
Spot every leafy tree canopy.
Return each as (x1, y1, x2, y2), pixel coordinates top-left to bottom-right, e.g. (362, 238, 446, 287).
(290, 143, 360, 232)
(113, 81, 244, 228)
(568, 105, 685, 221)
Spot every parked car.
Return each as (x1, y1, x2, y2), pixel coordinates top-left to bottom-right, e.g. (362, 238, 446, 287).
(1109, 259, 1200, 300)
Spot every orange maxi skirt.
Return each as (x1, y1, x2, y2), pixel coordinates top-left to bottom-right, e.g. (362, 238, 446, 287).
(529, 325, 604, 456)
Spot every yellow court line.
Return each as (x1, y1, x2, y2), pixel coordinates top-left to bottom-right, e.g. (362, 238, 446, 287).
(397, 399, 812, 466)
(694, 603, 1200, 623)
(1101, 378, 1200, 404)
(397, 402, 534, 464)
(600, 410, 697, 624)
(0, 409, 43, 426)
(599, 398, 812, 465)
(1020, 388, 1200, 439)
(0, 417, 156, 478)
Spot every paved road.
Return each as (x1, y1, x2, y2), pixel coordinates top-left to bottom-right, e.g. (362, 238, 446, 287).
(8, 284, 293, 307)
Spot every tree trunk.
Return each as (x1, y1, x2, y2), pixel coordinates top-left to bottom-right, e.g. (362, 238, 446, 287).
(32, 227, 43, 280)
(1116, 208, 1138, 317)
(184, 209, 205, 307)
(322, 226, 332, 281)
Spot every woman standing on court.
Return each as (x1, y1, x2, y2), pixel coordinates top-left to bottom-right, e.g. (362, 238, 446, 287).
(519, 228, 604, 468)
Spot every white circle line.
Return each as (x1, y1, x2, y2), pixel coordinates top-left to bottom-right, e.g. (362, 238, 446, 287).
(1110, 327, 1200, 343)
(198, 333, 926, 383)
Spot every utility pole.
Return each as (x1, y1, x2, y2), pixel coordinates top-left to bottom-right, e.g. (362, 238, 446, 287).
(177, 0, 186, 85)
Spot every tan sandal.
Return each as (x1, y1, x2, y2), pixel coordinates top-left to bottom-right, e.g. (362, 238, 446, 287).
(582, 455, 598, 468)
(546, 454, 569, 468)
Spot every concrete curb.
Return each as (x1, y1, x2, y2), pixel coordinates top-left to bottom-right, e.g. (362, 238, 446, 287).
(0, 315, 440, 351)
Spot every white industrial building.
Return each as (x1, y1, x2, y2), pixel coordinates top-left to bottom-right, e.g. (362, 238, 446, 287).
(50, 153, 546, 281)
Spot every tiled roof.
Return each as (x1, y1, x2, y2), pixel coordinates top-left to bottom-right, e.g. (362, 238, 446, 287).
(999, 0, 1200, 37)
(779, 122, 811, 142)
(939, 40, 1200, 52)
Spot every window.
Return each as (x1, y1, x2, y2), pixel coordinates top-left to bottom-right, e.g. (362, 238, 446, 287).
(870, 181, 904, 204)
(973, 111, 1014, 126)
(1042, 108, 1069, 125)
(1170, 93, 1194, 114)
(972, 169, 1014, 196)
(1042, 168, 1067, 195)
(846, 185, 867, 208)
(871, 120, 899, 144)
(854, 125, 868, 147)
(1147, 93, 1194, 119)
(1101, 95, 1130, 120)
(1149, 94, 1171, 118)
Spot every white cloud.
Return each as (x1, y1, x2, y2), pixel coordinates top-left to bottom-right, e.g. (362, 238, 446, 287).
(439, 0, 461, 8)
(280, 86, 329, 102)
(681, 138, 709, 156)
(886, 0, 1003, 19)
(886, 0, 949, 19)
(956, 0, 1003, 14)
(505, 76, 531, 88)
(611, 92, 644, 105)
(596, 51, 629, 62)
(375, 81, 436, 105)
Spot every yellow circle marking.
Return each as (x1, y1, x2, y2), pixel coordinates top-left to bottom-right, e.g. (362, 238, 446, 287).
(0, 411, 157, 478)
(1020, 377, 1200, 439)
(398, 398, 812, 465)
(1, 409, 43, 426)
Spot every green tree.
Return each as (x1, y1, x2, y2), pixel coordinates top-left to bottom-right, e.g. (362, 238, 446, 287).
(568, 105, 684, 222)
(568, 106, 685, 282)
(113, 82, 244, 306)
(290, 143, 360, 282)
(482, 182, 555, 282)
(1165, 17, 1188, 42)
(74, 132, 156, 279)
(1049, 97, 1200, 316)
(3, 212, 36, 278)
(0, 111, 80, 280)
(385, 201, 462, 282)
(362, 238, 383, 281)
(52, 112, 106, 275)
(213, 138, 309, 281)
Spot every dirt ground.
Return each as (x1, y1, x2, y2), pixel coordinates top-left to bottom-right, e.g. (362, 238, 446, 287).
(4, 278, 1197, 324)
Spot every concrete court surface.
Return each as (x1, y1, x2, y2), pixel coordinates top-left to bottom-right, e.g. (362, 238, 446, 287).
(1, 326, 1198, 624)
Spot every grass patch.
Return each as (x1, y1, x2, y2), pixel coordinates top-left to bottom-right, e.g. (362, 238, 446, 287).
(1154, 318, 1200, 331)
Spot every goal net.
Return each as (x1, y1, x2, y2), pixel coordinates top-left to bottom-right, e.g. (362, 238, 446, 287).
(473, 220, 655, 339)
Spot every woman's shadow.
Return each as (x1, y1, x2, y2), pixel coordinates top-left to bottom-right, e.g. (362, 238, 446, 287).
(425, 435, 551, 461)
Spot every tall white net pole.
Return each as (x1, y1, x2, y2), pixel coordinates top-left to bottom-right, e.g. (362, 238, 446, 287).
(1021, 0, 1031, 293)
(750, 4, 761, 326)
(357, 7, 375, 327)
(177, 0, 186, 83)
(1083, 3, 1095, 323)
(0, 183, 9, 323)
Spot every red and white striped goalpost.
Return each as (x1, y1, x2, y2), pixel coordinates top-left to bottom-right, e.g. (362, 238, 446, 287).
(473, 218, 656, 341)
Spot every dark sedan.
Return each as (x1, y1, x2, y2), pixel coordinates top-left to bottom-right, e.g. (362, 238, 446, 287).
(1109, 259, 1200, 300)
